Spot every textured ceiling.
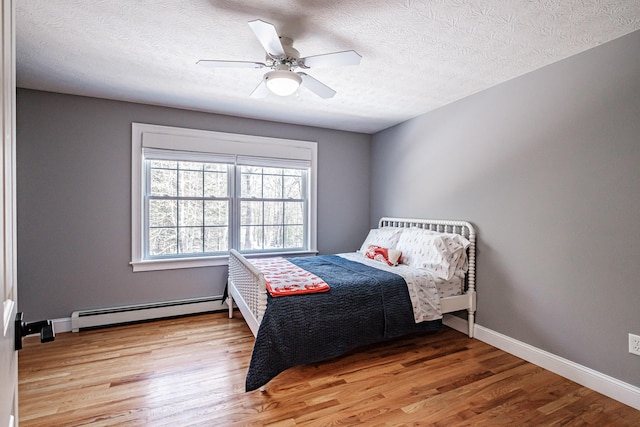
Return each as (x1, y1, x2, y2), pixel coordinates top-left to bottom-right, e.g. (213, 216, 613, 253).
(16, 0, 640, 134)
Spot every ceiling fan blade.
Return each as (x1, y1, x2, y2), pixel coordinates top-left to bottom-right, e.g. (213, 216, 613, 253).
(249, 79, 270, 98)
(301, 50, 362, 68)
(248, 19, 285, 58)
(298, 72, 336, 99)
(197, 60, 266, 69)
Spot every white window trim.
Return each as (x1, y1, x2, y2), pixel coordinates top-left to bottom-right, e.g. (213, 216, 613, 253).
(131, 123, 318, 272)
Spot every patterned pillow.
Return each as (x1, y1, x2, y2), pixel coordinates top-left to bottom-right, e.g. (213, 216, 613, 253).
(358, 227, 404, 254)
(395, 228, 470, 280)
(365, 244, 402, 266)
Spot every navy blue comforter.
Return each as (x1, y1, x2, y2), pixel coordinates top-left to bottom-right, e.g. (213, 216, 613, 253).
(245, 255, 441, 391)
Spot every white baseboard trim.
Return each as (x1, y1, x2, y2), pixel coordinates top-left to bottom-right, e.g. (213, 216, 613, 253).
(443, 314, 640, 411)
(54, 296, 229, 333)
(52, 317, 72, 333)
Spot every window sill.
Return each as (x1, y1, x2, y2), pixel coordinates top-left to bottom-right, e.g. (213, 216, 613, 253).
(130, 250, 319, 272)
(131, 256, 228, 272)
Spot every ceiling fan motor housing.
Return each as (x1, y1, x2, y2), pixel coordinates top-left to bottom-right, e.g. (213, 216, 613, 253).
(266, 36, 303, 70)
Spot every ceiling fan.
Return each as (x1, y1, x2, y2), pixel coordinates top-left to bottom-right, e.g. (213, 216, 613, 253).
(197, 19, 362, 99)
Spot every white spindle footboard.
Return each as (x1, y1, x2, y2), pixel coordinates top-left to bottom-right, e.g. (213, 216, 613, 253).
(227, 249, 267, 337)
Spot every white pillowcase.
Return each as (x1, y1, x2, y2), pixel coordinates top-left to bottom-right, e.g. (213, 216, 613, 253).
(395, 227, 470, 280)
(358, 227, 404, 254)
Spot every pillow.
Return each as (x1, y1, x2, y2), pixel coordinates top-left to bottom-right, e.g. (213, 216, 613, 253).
(395, 227, 470, 280)
(365, 244, 402, 266)
(358, 227, 404, 254)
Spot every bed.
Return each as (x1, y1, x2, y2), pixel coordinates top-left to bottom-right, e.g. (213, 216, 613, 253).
(227, 217, 476, 391)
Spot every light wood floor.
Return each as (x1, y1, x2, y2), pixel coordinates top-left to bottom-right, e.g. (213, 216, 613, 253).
(19, 311, 640, 426)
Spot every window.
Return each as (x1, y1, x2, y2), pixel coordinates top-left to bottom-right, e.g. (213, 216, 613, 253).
(238, 164, 307, 252)
(145, 156, 231, 258)
(131, 123, 317, 272)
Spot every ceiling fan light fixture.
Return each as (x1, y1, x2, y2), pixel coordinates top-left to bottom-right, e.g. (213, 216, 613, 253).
(265, 70, 301, 96)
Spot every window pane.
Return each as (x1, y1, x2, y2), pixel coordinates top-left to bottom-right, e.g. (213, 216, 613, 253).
(204, 163, 227, 172)
(241, 172, 262, 198)
(243, 166, 262, 174)
(264, 201, 283, 225)
(240, 226, 263, 250)
(264, 225, 283, 249)
(149, 200, 177, 227)
(264, 167, 283, 175)
(149, 228, 177, 256)
(204, 227, 228, 252)
(179, 161, 204, 171)
(241, 201, 263, 225)
(179, 200, 203, 226)
(178, 170, 203, 197)
(284, 201, 303, 224)
(204, 201, 228, 226)
(263, 174, 282, 199)
(204, 171, 227, 197)
(150, 169, 177, 197)
(283, 176, 302, 199)
(178, 227, 203, 254)
(150, 160, 177, 169)
(284, 225, 304, 248)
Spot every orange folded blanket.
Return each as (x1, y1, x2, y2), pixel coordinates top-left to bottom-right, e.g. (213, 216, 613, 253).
(251, 257, 330, 297)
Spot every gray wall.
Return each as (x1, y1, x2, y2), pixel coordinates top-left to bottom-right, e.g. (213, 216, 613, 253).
(371, 30, 640, 388)
(16, 89, 371, 320)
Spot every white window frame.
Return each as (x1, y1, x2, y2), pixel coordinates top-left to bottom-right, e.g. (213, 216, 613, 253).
(131, 123, 318, 272)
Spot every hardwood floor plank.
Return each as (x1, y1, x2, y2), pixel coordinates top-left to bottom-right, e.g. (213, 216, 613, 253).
(18, 312, 640, 426)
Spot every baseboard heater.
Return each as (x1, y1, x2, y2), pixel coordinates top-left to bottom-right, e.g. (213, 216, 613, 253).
(70, 296, 227, 332)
